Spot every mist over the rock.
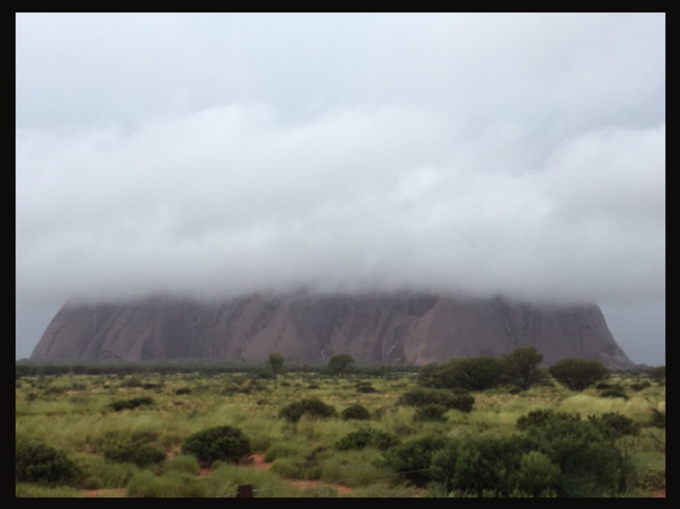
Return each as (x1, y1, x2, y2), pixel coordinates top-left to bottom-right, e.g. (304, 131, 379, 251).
(16, 14, 665, 364)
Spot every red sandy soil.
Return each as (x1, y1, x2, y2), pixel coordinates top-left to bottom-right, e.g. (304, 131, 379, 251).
(82, 451, 353, 497)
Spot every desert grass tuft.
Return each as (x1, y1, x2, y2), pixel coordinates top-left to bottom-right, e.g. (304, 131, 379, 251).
(203, 463, 303, 497)
(163, 454, 200, 476)
(16, 483, 85, 498)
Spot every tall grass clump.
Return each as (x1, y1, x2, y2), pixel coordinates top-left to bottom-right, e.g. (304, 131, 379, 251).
(163, 455, 200, 476)
(76, 455, 141, 489)
(203, 463, 303, 497)
(103, 436, 167, 467)
(127, 470, 206, 498)
(16, 483, 85, 498)
(264, 439, 307, 462)
(320, 449, 396, 488)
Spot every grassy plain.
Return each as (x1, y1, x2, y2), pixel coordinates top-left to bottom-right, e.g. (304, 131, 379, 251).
(15, 367, 665, 497)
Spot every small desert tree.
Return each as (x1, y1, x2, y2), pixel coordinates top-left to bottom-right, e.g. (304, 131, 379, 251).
(503, 346, 545, 391)
(417, 356, 505, 390)
(267, 352, 284, 389)
(549, 358, 609, 391)
(328, 354, 354, 378)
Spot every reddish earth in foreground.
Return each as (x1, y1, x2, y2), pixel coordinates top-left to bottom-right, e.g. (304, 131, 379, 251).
(82, 452, 353, 497)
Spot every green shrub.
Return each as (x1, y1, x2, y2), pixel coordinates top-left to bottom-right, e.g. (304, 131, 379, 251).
(430, 434, 540, 496)
(516, 409, 576, 431)
(341, 403, 371, 421)
(278, 397, 337, 423)
(417, 356, 506, 390)
(588, 412, 639, 439)
(385, 435, 451, 486)
(522, 411, 628, 497)
(630, 381, 651, 392)
(513, 450, 560, 497)
(502, 346, 546, 391)
(413, 404, 448, 422)
(256, 368, 274, 379)
(548, 358, 609, 391)
(182, 425, 251, 466)
(433, 411, 632, 498)
(598, 388, 628, 400)
(109, 396, 155, 411)
(16, 438, 81, 486)
(398, 388, 474, 413)
(335, 428, 400, 451)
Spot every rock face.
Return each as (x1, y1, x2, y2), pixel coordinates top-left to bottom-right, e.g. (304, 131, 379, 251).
(30, 292, 633, 367)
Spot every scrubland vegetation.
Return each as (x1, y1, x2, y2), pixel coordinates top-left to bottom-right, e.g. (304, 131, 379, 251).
(15, 353, 665, 497)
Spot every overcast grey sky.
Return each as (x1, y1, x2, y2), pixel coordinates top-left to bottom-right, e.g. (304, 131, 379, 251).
(16, 13, 665, 364)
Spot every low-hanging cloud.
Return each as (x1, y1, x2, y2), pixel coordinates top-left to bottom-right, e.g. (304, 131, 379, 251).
(16, 104, 665, 307)
(16, 13, 665, 364)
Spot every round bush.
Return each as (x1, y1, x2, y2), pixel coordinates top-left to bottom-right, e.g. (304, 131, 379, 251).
(413, 403, 448, 422)
(341, 403, 371, 421)
(278, 397, 337, 423)
(16, 438, 81, 486)
(548, 358, 609, 391)
(335, 428, 400, 451)
(182, 425, 251, 466)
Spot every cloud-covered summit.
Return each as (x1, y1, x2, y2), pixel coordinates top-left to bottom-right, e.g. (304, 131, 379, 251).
(16, 13, 665, 364)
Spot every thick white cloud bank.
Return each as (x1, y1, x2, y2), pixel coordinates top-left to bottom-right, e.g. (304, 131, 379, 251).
(16, 13, 665, 364)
